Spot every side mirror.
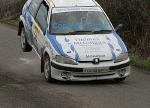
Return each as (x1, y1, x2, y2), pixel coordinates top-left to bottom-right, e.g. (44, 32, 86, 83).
(115, 24, 123, 31)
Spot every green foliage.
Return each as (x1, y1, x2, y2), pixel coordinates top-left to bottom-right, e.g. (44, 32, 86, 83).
(0, 0, 23, 19)
(130, 54, 150, 71)
(2, 18, 19, 27)
(97, 0, 150, 58)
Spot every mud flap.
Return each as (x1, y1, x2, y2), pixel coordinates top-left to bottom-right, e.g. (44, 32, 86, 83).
(18, 21, 23, 36)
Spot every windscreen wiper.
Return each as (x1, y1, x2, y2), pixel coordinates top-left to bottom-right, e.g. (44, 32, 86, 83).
(92, 30, 113, 34)
(66, 30, 94, 35)
(51, 30, 113, 35)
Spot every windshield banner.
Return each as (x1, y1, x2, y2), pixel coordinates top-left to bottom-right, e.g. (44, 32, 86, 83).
(52, 7, 102, 13)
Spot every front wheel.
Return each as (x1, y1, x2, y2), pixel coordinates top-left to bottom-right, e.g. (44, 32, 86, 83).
(114, 77, 126, 83)
(43, 55, 53, 82)
(20, 28, 32, 52)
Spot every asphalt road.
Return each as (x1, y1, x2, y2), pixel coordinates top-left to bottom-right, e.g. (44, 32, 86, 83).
(0, 23, 150, 108)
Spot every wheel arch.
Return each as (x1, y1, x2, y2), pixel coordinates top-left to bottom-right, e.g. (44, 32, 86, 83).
(18, 15, 26, 36)
(41, 48, 52, 73)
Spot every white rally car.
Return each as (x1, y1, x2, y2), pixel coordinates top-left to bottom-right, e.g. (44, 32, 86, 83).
(18, 0, 130, 82)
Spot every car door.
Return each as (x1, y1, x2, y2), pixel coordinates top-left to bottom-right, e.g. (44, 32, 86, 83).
(32, 1, 49, 55)
(25, 0, 42, 44)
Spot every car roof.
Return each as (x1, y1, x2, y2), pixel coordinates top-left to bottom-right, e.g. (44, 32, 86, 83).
(47, 0, 97, 7)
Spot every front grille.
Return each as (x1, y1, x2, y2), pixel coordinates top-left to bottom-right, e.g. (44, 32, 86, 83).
(109, 62, 130, 70)
(78, 60, 112, 63)
(73, 73, 115, 78)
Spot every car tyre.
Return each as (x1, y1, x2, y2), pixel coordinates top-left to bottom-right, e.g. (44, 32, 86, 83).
(44, 55, 54, 82)
(114, 77, 126, 83)
(20, 28, 32, 52)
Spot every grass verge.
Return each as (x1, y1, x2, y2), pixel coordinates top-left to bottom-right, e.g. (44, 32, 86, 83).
(0, 17, 19, 28)
(130, 54, 150, 71)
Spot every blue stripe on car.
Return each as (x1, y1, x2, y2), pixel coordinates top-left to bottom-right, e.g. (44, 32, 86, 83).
(75, 52, 80, 61)
(47, 34, 68, 57)
(65, 37, 80, 61)
(113, 32, 127, 53)
(106, 36, 116, 60)
(25, 10, 33, 43)
(108, 43, 116, 60)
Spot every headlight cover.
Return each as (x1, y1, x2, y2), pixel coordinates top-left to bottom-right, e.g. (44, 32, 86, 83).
(55, 55, 78, 65)
(114, 53, 129, 63)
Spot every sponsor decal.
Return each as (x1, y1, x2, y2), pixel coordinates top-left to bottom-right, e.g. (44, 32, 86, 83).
(53, 7, 102, 13)
(86, 54, 105, 58)
(47, 34, 121, 61)
(74, 37, 106, 46)
(54, 23, 108, 30)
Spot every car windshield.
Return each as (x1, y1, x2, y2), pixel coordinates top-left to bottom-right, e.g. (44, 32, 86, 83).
(50, 10, 113, 35)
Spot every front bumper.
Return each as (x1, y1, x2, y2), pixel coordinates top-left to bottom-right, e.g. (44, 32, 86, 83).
(50, 59, 130, 81)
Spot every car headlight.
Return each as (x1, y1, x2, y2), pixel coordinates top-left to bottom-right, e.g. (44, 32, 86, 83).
(114, 53, 129, 63)
(55, 55, 78, 65)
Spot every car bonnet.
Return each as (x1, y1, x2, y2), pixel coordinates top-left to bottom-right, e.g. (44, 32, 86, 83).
(47, 32, 127, 62)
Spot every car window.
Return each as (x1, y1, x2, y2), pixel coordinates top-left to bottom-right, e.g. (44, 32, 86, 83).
(29, 0, 43, 17)
(35, 2, 48, 33)
(51, 11, 113, 35)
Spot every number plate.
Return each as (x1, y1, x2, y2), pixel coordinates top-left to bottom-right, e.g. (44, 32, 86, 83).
(83, 68, 108, 73)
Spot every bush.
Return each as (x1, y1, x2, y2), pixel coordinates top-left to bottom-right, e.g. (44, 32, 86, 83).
(97, 0, 150, 58)
(0, 0, 23, 19)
